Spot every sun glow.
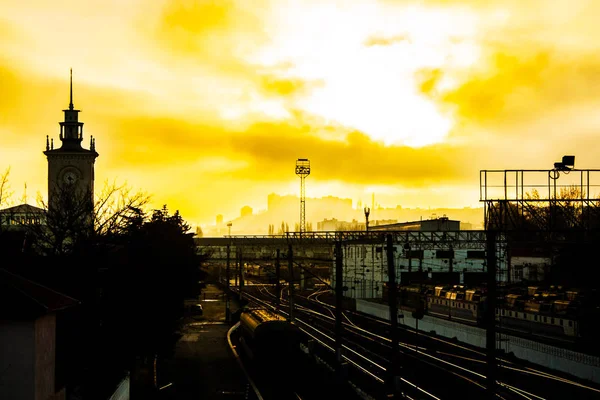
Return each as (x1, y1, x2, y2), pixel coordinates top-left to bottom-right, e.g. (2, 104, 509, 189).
(251, 2, 480, 147)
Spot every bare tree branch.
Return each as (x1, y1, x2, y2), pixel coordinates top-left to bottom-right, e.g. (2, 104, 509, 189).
(93, 179, 151, 237)
(0, 167, 13, 208)
(24, 179, 150, 255)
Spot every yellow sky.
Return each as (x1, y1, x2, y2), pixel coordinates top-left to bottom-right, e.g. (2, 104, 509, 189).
(2, 0, 600, 226)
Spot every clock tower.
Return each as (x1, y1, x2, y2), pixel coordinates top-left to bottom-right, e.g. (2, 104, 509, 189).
(44, 69, 99, 211)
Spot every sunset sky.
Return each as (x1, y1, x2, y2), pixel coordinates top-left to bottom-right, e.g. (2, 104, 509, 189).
(2, 0, 600, 226)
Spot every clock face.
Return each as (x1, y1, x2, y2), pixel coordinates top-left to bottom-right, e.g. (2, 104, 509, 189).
(62, 169, 80, 185)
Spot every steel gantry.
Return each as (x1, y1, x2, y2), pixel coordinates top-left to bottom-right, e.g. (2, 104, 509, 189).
(196, 230, 502, 248)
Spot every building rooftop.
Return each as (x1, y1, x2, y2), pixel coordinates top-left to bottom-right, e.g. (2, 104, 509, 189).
(369, 217, 461, 231)
(0, 268, 80, 319)
(0, 203, 45, 214)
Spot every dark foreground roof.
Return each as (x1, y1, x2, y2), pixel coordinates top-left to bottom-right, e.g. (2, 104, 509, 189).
(0, 268, 80, 320)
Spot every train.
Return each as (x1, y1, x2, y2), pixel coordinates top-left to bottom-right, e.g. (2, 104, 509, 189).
(385, 283, 599, 342)
(237, 307, 346, 399)
(238, 307, 303, 362)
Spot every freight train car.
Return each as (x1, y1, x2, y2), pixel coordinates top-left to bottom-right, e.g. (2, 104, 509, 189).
(495, 305, 579, 339)
(426, 285, 486, 324)
(386, 283, 586, 341)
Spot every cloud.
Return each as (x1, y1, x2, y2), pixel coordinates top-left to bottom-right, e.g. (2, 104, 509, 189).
(417, 49, 600, 129)
(363, 34, 411, 47)
(415, 68, 443, 95)
(99, 111, 485, 186)
(0, 53, 511, 194)
(147, 0, 270, 75)
(220, 121, 488, 185)
(258, 75, 322, 98)
(6, 0, 600, 224)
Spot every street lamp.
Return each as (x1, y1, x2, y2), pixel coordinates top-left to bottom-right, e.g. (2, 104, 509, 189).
(227, 222, 232, 237)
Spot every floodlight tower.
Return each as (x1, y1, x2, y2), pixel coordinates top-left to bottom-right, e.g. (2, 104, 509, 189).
(295, 158, 311, 233)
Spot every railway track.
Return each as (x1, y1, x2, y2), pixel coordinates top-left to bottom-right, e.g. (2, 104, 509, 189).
(237, 282, 600, 399)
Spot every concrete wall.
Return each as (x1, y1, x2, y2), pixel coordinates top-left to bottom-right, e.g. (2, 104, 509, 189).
(0, 319, 35, 400)
(35, 314, 56, 400)
(356, 299, 600, 384)
(108, 376, 130, 400)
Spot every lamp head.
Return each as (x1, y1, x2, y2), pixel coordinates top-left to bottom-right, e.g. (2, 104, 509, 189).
(554, 155, 575, 171)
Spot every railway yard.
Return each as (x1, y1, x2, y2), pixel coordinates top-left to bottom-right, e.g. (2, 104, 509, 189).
(228, 279, 600, 400)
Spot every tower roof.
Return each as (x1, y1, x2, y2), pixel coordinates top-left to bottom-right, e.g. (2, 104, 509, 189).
(69, 67, 74, 110)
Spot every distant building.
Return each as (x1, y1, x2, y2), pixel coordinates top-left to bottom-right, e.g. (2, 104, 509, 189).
(460, 222, 473, 230)
(371, 219, 397, 227)
(267, 193, 354, 222)
(332, 217, 495, 299)
(317, 218, 365, 231)
(317, 218, 339, 231)
(369, 217, 460, 232)
(216, 214, 223, 226)
(240, 206, 253, 218)
(0, 268, 80, 400)
(509, 247, 551, 283)
(0, 204, 46, 231)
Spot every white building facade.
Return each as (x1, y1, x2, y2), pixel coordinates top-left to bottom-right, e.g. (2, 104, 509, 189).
(333, 240, 494, 299)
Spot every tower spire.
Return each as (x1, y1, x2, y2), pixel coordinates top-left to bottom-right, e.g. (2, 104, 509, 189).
(69, 68, 74, 110)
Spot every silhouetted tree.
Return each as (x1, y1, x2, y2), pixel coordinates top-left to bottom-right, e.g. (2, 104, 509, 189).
(25, 180, 149, 255)
(100, 205, 203, 396)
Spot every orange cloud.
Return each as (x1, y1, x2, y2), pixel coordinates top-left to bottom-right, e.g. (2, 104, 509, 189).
(0, 54, 515, 196)
(415, 68, 443, 95)
(259, 75, 317, 97)
(418, 49, 600, 128)
(363, 34, 411, 47)
(5, 0, 600, 225)
(148, 0, 269, 76)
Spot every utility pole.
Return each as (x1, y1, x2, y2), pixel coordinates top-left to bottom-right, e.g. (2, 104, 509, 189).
(404, 243, 412, 275)
(276, 249, 281, 314)
(288, 244, 295, 322)
(506, 244, 511, 284)
(226, 245, 231, 290)
(486, 230, 498, 398)
(238, 247, 244, 300)
(226, 244, 231, 321)
(448, 244, 454, 274)
(386, 234, 400, 396)
(335, 241, 346, 380)
(234, 252, 238, 287)
(295, 158, 311, 234)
